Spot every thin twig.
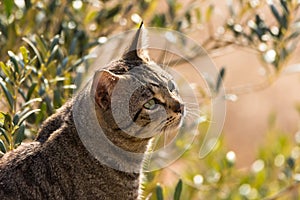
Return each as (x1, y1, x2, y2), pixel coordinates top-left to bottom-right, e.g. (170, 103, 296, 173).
(262, 181, 300, 200)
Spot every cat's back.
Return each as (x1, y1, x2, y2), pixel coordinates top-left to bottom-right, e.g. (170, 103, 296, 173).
(0, 141, 45, 199)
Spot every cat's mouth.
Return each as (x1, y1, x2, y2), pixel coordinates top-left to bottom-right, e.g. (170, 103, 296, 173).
(160, 114, 184, 133)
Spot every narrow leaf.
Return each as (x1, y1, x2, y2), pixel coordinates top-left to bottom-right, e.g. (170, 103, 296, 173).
(18, 88, 26, 101)
(22, 98, 42, 108)
(22, 37, 43, 66)
(0, 112, 5, 125)
(205, 4, 214, 22)
(50, 35, 60, 51)
(26, 83, 37, 101)
(0, 79, 14, 110)
(4, 0, 14, 17)
(3, 113, 12, 131)
(47, 44, 59, 65)
(0, 127, 9, 144)
(216, 67, 226, 93)
(14, 124, 25, 146)
(174, 179, 183, 200)
(20, 46, 29, 64)
(270, 4, 282, 26)
(25, 0, 32, 9)
(13, 113, 19, 125)
(35, 36, 48, 57)
(156, 184, 164, 200)
(69, 37, 78, 55)
(0, 61, 11, 78)
(280, 0, 289, 14)
(18, 109, 40, 126)
(7, 51, 20, 73)
(0, 139, 6, 154)
(195, 8, 201, 23)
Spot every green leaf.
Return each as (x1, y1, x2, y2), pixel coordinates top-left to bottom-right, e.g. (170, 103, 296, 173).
(106, 5, 122, 19)
(270, 4, 283, 27)
(53, 89, 62, 108)
(280, 0, 289, 14)
(69, 36, 78, 55)
(47, 44, 59, 65)
(66, 54, 94, 72)
(0, 61, 11, 78)
(3, 113, 12, 131)
(151, 14, 166, 27)
(282, 14, 288, 30)
(7, 51, 20, 73)
(25, 0, 32, 10)
(167, 0, 176, 19)
(0, 78, 14, 110)
(35, 102, 47, 123)
(185, 12, 191, 24)
(14, 124, 25, 146)
(156, 184, 164, 200)
(195, 8, 202, 23)
(286, 157, 295, 170)
(84, 10, 98, 24)
(4, 0, 14, 17)
(26, 83, 37, 101)
(22, 37, 43, 66)
(174, 179, 183, 200)
(286, 31, 300, 41)
(0, 112, 5, 125)
(13, 113, 19, 125)
(35, 36, 48, 58)
(216, 67, 226, 93)
(0, 127, 9, 145)
(18, 109, 40, 126)
(0, 139, 6, 154)
(63, 85, 77, 90)
(205, 4, 214, 22)
(49, 35, 60, 52)
(22, 98, 42, 108)
(20, 46, 29, 64)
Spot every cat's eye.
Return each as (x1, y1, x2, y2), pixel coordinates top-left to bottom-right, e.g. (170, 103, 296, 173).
(143, 99, 157, 110)
(168, 80, 176, 93)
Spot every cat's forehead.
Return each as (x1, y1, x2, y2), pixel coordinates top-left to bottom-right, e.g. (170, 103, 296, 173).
(128, 62, 172, 85)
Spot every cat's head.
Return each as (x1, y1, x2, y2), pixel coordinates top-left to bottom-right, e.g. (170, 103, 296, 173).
(92, 23, 185, 139)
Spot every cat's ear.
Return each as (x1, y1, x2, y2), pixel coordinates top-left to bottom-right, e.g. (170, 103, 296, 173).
(92, 70, 120, 109)
(122, 22, 144, 61)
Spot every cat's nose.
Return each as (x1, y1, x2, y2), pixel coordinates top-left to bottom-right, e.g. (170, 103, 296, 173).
(173, 102, 184, 114)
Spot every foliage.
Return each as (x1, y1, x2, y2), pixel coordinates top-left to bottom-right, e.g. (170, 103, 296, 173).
(144, 124, 300, 199)
(0, 0, 300, 199)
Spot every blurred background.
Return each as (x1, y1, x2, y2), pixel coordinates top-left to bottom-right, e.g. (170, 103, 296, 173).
(1, 0, 300, 199)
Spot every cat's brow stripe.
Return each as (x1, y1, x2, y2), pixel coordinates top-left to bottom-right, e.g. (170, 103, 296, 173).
(133, 108, 143, 122)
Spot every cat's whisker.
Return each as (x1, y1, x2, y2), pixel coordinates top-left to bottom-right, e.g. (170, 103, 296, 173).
(161, 49, 168, 69)
(171, 53, 182, 68)
(184, 114, 216, 124)
(151, 133, 162, 151)
(181, 96, 204, 100)
(184, 104, 203, 109)
(185, 107, 206, 115)
(186, 112, 201, 119)
(165, 53, 174, 69)
(164, 131, 168, 148)
(184, 110, 215, 122)
(183, 102, 199, 106)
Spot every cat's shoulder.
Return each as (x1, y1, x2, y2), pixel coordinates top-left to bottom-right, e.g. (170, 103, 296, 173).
(35, 99, 74, 143)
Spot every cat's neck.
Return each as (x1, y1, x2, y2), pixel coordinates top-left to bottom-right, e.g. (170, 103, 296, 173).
(95, 106, 151, 153)
(72, 82, 151, 173)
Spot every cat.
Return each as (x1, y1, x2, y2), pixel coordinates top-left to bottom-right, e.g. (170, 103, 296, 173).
(0, 22, 185, 200)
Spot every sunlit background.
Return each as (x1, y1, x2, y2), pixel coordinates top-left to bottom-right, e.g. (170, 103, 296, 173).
(1, 0, 300, 199)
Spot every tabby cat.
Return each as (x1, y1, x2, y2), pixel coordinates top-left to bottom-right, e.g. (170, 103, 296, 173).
(0, 23, 185, 199)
